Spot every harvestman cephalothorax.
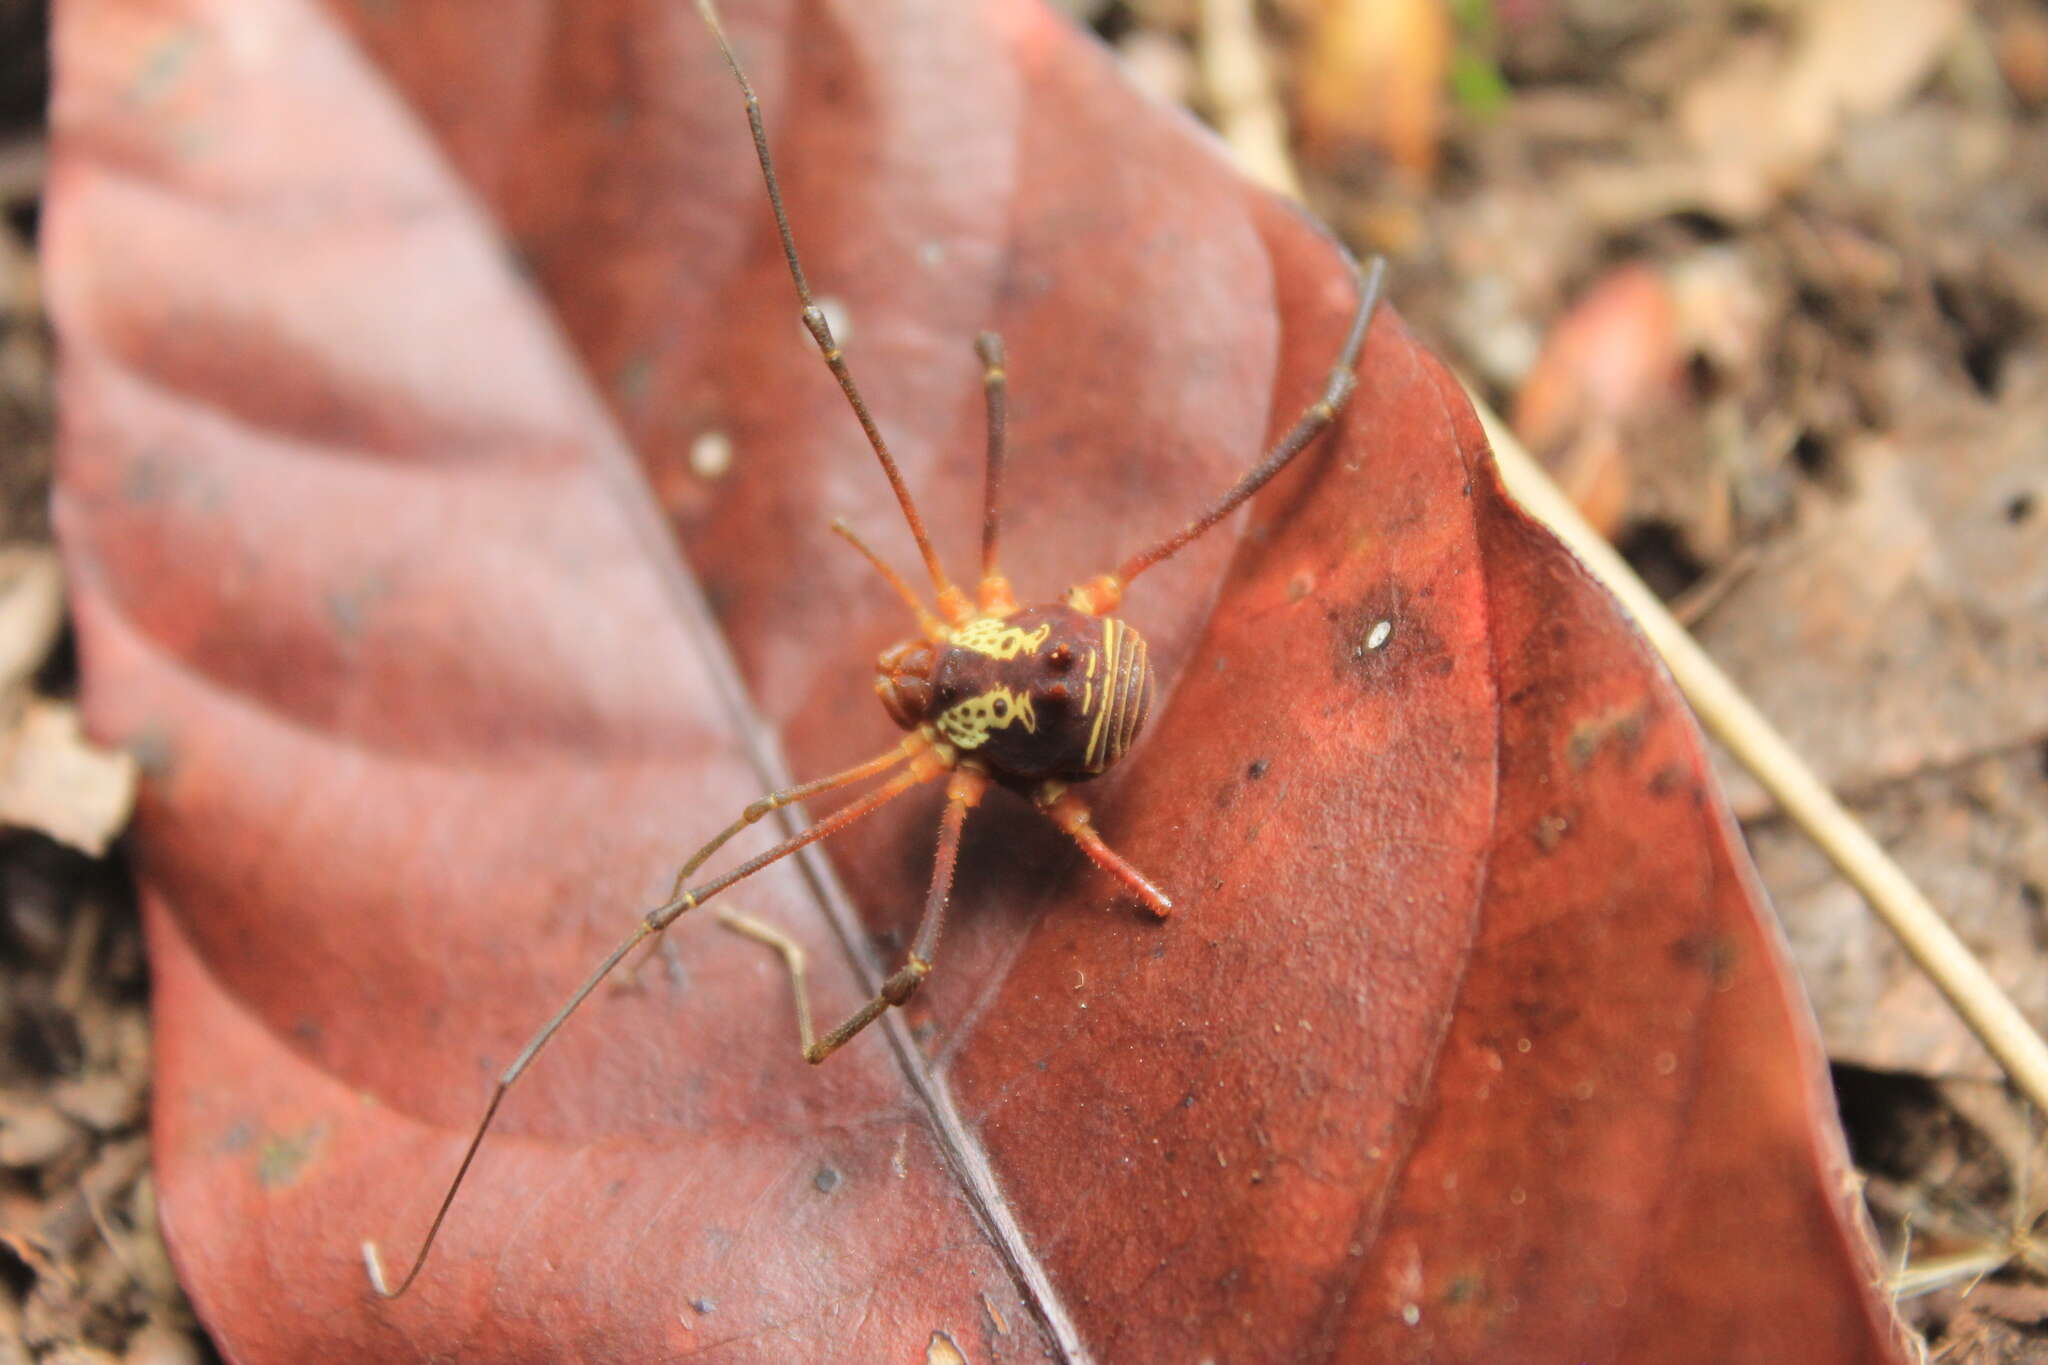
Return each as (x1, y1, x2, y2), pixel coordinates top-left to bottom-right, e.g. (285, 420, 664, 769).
(363, 0, 1386, 1297)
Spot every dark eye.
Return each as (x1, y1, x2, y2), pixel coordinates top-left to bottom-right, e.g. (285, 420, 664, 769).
(993, 697, 1008, 717)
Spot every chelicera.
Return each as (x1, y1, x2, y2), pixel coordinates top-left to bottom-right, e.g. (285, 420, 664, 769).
(365, 0, 1384, 1299)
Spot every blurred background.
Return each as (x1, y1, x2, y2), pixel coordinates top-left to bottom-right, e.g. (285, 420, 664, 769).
(1, 0, 2043, 1359)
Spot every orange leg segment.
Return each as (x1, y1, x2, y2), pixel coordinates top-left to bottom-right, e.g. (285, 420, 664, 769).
(1036, 784, 1173, 918)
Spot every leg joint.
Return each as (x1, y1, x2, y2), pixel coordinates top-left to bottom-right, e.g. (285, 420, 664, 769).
(648, 894, 693, 931)
(882, 957, 931, 1006)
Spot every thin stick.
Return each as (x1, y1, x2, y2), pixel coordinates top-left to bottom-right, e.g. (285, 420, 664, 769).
(1477, 409, 2048, 1115)
(695, 0, 968, 622)
(363, 755, 942, 1298)
(1200, 0, 2048, 1120)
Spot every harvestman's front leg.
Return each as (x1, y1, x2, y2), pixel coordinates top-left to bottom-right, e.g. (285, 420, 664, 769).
(723, 765, 991, 1064)
(1068, 253, 1387, 618)
(616, 740, 922, 985)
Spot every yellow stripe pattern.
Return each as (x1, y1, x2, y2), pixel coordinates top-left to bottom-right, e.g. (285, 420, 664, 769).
(1082, 617, 1148, 773)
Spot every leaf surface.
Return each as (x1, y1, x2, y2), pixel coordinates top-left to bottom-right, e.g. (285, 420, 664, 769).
(47, 0, 1906, 1360)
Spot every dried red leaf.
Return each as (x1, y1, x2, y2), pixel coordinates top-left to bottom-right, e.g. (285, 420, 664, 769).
(47, 1, 1906, 1361)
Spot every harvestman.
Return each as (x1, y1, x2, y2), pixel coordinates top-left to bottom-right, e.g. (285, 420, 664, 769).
(365, 0, 1386, 1297)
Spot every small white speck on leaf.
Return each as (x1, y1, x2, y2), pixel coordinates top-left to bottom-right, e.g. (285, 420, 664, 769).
(690, 430, 733, 481)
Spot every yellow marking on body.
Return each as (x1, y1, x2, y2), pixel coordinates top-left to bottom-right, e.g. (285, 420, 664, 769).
(951, 617, 1052, 661)
(1082, 678, 1093, 713)
(1085, 617, 1118, 770)
(934, 685, 1037, 751)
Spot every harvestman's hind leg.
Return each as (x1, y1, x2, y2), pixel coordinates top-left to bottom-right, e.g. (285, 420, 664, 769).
(722, 765, 989, 1063)
(1035, 783, 1173, 918)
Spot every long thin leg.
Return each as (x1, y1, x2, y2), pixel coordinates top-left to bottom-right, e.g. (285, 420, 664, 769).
(723, 765, 989, 1064)
(1036, 783, 1173, 918)
(1069, 253, 1389, 617)
(362, 750, 948, 1299)
(974, 332, 1016, 615)
(619, 737, 924, 984)
(696, 0, 972, 626)
(830, 519, 947, 641)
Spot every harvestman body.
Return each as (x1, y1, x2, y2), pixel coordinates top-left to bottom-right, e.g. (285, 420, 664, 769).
(365, 0, 1386, 1297)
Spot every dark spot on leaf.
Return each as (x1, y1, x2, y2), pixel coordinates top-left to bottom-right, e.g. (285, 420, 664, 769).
(616, 353, 655, 412)
(1246, 758, 1269, 780)
(1443, 1271, 1483, 1305)
(813, 1166, 842, 1194)
(1532, 813, 1569, 852)
(325, 570, 393, 639)
(1673, 932, 1740, 989)
(1567, 705, 1649, 771)
(124, 450, 224, 512)
(120, 458, 169, 507)
(504, 239, 542, 285)
(124, 28, 200, 110)
(690, 1297, 716, 1315)
(256, 1123, 325, 1189)
(123, 724, 178, 781)
(2007, 492, 2035, 525)
(1646, 763, 1689, 798)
